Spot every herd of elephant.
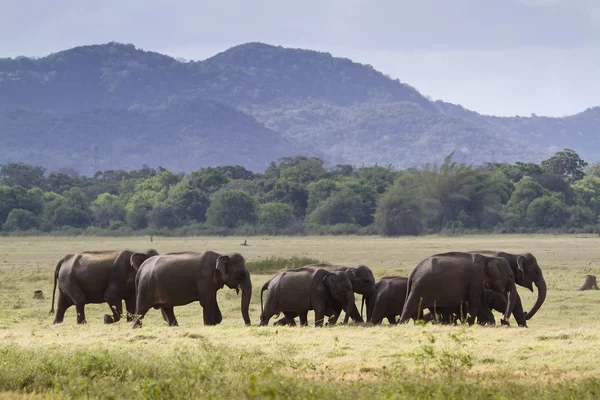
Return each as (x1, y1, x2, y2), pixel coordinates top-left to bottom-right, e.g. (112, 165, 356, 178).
(48, 249, 546, 329)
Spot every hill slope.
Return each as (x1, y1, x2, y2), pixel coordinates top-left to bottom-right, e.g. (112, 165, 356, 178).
(1, 41, 599, 172)
(0, 98, 311, 173)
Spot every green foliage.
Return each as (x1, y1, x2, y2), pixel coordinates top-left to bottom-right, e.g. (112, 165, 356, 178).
(541, 148, 588, 182)
(0, 163, 45, 189)
(0, 148, 597, 235)
(91, 193, 126, 228)
(206, 190, 258, 228)
(2, 209, 40, 231)
(258, 203, 294, 229)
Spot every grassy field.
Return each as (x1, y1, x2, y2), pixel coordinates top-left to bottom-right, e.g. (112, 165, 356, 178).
(1, 234, 600, 399)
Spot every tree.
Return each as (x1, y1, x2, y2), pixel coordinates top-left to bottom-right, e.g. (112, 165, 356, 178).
(166, 182, 210, 223)
(307, 190, 363, 226)
(541, 149, 588, 182)
(91, 193, 126, 228)
(0, 163, 46, 189)
(526, 194, 568, 228)
(206, 190, 258, 228)
(374, 183, 430, 236)
(148, 203, 180, 229)
(505, 176, 548, 219)
(2, 209, 40, 231)
(258, 203, 294, 229)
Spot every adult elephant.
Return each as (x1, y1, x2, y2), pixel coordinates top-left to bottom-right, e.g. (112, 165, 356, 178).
(131, 251, 251, 328)
(469, 251, 546, 325)
(272, 263, 375, 326)
(49, 249, 159, 324)
(260, 268, 355, 327)
(398, 252, 517, 326)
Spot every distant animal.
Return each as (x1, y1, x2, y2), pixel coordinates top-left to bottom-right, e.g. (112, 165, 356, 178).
(131, 251, 252, 328)
(49, 249, 158, 324)
(398, 252, 517, 326)
(260, 268, 355, 327)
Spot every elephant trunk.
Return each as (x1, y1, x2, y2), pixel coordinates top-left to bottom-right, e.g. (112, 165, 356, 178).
(361, 295, 365, 321)
(525, 275, 546, 320)
(240, 271, 252, 325)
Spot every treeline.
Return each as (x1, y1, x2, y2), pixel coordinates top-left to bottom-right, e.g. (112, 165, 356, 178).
(1, 149, 599, 236)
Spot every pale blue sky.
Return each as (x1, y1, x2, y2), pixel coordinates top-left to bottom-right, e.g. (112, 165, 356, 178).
(2, 0, 598, 117)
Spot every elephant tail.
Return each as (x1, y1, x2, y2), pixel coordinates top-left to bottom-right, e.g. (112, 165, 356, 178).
(49, 254, 71, 315)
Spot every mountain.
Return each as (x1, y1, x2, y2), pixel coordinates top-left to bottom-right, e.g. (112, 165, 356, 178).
(0, 41, 598, 172)
(0, 98, 311, 173)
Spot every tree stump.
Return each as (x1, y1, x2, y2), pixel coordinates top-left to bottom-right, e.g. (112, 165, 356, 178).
(33, 290, 44, 299)
(578, 275, 599, 291)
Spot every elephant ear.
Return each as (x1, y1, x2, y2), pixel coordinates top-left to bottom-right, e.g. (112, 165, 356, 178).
(215, 255, 230, 286)
(517, 255, 526, 273)
(485, 258, 504, 283)
(130, 253, 150, 271)
(322, 272, 336, 289)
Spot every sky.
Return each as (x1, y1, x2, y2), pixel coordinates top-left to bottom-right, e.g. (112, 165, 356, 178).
(1, 0, 599, 117)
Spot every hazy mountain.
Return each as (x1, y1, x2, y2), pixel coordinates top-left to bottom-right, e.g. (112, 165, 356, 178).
(0, 98, 311, 173)
(0, 41, 598, 172)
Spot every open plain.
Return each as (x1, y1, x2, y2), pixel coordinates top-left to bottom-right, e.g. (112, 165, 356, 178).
(1, 234, 600, 399)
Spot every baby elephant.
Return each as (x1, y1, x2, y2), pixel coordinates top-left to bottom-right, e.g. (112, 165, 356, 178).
(364, 276, 408, 325)
(425, 289, 509, 325)
(260, 268, 355, 327)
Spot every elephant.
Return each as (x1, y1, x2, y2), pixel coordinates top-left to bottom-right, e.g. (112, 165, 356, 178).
(364, 276, 408, 325)
(131, 251, 252, 328)
(398, 252, 517, 326)
(271, 263, 375, 326)
(364, 276, 507, 326)
(468, 251, 546, 326)
(423, 288, 509, 326)
(260, 267, 356, 327)
(49, 249, 159, 324)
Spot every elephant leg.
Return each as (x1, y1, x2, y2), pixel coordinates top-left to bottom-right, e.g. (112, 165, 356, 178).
(398, 293, 422, 324)
(371, 304, 386, 325)
(344, 302, 363, 324)
(199, 294, 215, 326)
(131, 307, 149, 329)
(298, 311, 308, 326)
(104, 300, 123, 324)
(53, 289, 72, 324)
(466, 297, 481, 326)
(387, 316, 397, 325)
(75, 303, 87, 324)
(477, 304, 495, 326)
(161, 309, 170, 322)
(314, 306, 326, 328)
(511, 294, 527, 327)
(125, 296, 136, 322)
(213, 302, 223, 325)
(273, 315, 295, 325)
(283, 312, 297, 326)
(162, 307, 179, 327)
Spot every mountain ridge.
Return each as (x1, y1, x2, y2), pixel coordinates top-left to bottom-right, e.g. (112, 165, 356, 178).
(1, 41, 598, 172)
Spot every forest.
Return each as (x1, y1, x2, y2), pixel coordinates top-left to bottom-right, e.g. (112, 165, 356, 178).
(0, 148, 597, 237)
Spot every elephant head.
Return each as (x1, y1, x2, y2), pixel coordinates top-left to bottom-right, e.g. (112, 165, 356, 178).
(481, 256, 517, 323)
(514, 253, 546, 320)
(215, 253, 252, 325)
(323, 271, 356, 317)
(130, 249, 159, 271)
(471, 250, 546, 321)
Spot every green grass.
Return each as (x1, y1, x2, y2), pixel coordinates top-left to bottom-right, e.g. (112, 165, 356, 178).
(1, 235, 600, 398)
